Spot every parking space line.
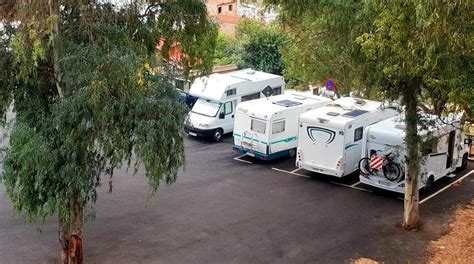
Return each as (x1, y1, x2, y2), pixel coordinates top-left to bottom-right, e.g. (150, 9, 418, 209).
(351, 181, 361, 187)
(233, 154, 253, 164)
(291, 168, 302, 173)
(272, 167, 311, 178)
(329, 181, 373, 193)
(419, 170, 474, 205)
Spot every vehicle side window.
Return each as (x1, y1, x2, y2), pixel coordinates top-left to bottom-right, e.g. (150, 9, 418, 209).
(241, 92, 261, 102)
(224, 101, 233, 115)
(273, 87, 282, 95)
(226, 88, 236, 97)
(251, 119, 266, 134)
(354, 127, 363, 141)
(272, 120, 285, 134)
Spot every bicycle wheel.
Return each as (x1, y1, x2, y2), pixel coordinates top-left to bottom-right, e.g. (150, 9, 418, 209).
(359, 157, 374, 175)
(383, 162, 402, 181)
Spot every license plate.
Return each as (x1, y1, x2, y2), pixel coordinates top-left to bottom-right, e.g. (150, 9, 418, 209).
(189, 132, 197, 137)
(378, 180, 391, 186)
(246, 152, 255, 157)
(242, 141, 253, 148)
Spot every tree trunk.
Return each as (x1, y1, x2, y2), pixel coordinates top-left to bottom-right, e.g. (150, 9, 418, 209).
(58, 198, 84, 264)
(48, 0, 65, 98)
(69, 198, 84, 264)
(59, 216, 70, 264)
(403, 90, 420, 229)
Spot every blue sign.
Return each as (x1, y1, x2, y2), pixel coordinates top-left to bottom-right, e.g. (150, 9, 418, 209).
(325, 79, 336, 91)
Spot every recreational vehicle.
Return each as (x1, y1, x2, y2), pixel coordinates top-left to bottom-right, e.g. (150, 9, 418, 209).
(296, 97, 398, 177)
(185, 69, 285, 141)
(358, 114, 469, 193)
(233, 91, 332, 160)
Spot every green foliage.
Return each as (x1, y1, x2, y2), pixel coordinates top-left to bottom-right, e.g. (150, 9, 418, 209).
(238, 20, 287, 75)
(212, 19, 286, 75)
(0, 0, 216, 225)
(213, 32, 243, 66)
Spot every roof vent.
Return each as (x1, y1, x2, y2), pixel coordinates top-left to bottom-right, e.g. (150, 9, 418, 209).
(354, 98, 366, 105)
(327, 112, 340, 116)
(246, 70, 256, 75)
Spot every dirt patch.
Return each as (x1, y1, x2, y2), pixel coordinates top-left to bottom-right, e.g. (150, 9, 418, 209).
(352, 258, 379, 264)
(427, 199, 474, 264)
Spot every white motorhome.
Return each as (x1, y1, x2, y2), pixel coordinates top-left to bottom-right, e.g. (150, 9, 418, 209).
(185, 69, 285, 141)
(296, 97, 398, 177)
(233, 91, 332, 160)
(359, 114, 469, 193)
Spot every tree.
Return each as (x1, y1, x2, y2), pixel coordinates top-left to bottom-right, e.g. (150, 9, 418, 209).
(237, 19, 287, 75)
(0, 0, 217, 263)
(267, 0, 473, 228)
(355, 1, 472, 229)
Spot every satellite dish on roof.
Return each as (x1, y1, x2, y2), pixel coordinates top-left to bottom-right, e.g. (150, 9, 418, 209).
(262, 85, 274, 98)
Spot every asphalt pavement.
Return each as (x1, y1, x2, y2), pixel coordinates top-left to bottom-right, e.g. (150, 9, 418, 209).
(0, 135, 473, 263)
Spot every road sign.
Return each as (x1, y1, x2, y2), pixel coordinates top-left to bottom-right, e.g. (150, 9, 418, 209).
(325, 79, 336, 91)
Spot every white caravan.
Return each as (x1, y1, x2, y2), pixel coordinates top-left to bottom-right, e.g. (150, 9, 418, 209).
(296, 97, 398, 177)
(358, 114, 469, 193)
(233, 91, 332, 160)
(185, 69, 285, 141)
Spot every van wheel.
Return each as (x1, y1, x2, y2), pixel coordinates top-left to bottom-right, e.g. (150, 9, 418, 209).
(424, 176, 434, 192)
(212, 129, 223, 142)
(288, 149, 296, 158)
(460, 153, 468, 170)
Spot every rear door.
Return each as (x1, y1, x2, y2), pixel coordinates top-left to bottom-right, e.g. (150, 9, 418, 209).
(303, 124, 344, 169)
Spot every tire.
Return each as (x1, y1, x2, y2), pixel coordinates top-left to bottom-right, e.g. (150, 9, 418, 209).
(288, 148, 296, 158)
(383, 162, 402, 182)
(459, 153, 468, 170)
(212, 128, 223, 142)
(424, 176, 434, 192)
(359, 157, 374, 175)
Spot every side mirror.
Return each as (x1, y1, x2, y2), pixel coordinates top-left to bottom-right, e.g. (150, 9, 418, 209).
(465, 138, 472, 145)
(219, 112, 225, 119)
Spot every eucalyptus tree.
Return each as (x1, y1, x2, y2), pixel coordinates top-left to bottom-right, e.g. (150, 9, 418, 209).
(0, 0, 217, 263)
(267, 0, 473, 228)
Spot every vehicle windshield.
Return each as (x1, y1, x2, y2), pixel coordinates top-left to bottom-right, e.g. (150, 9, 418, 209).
(191, 98, 222, 117)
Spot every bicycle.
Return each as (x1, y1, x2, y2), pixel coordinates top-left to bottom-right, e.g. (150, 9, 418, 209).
(358, 152, 404, 182)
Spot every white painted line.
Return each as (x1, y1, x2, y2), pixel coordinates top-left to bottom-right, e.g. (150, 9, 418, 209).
(272, 167, 311, 178)
(419, 170, 474, 205)
(351, 181, 361, 187)
(233, 154, 253, 164)
(329, 181, 373, 193)
(291, 167, 302, 173)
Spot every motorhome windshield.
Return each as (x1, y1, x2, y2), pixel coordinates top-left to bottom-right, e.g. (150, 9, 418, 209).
(191, 98, 222, 117)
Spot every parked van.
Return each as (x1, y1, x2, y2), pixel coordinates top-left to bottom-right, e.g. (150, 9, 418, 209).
(358, 114, 469, 193)
(185, 69, 285, 141)
(233, 91, 332, 160)
(296, 97, 398, 177)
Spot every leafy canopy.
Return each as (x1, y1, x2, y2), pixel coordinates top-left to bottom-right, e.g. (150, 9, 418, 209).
(0, 0, 217, 224)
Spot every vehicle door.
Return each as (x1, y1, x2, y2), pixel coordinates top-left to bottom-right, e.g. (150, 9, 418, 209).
(219, 101, 235, 134)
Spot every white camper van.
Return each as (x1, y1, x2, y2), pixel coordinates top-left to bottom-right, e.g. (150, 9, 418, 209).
(185, 69, 285, 141)
(358, 114, 469, 193)
(233, 91, 332, 160)
(296, 97, 398, 177)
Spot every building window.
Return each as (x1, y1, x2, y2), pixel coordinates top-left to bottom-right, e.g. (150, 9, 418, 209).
(354, 127, 363, 141)
(228, 4, 232, 11)
(272, 120, 285, 134)
(241, 92, 260, 102)
(218, 6, 222, 14)
(226, 88, 236, 97)
(273, 87, 282, 95)
(251, 119, 266, 134)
